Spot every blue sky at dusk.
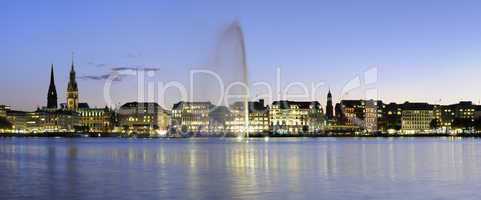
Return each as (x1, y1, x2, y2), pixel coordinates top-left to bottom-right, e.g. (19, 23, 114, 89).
(2, 0, 481, 111)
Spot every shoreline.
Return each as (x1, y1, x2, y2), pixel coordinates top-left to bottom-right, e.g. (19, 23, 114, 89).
(1, 132, 480, 138)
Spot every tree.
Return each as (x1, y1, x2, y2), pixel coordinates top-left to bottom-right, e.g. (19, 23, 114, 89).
(386, 119, 401, 131)
(452, 118, 474, 133)
(475, 118, 481, 133)
(0, 117, 12, 130)
(430, 119, 440, 131)
(302, 125, 309, 134)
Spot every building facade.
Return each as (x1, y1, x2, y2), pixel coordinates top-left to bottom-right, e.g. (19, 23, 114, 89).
(336, 100, 366, 127)
(171, 102, 213, 134)
(364, 100, 384, 133)
(0, 105, 7, 118)
(78, 105, 115, 133)
(401, 103, 435, 134)
(383, 103, 403, 133)
(6, 109, 80, 133)
(227, 99, 270, 136)
(270, 101, 323, 135)
(119, 102, 169, 135)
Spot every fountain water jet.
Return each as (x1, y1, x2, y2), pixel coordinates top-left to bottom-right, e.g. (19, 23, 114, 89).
(199, 21, 250, 138)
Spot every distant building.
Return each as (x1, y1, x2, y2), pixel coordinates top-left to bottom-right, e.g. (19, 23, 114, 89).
(270, 101, 323, 134)
(325, 90, 334, 120)
(336, 100, 366, 127)
(47, 64, 58, 109)
(171, 101, 213, 134)
(0, 105, 8, 118)
(433, 101, 477, 131)
(383, 103, 403, 133)
(227, 99, 270, 136)
(77, 104, 115, 133)
(6, 109, 79, 133)
(401, 103, 435, 134)
(6, 110, 29, 132)
(66, 59, 79, 111)
(119, 102, 169, 135)
(364, 100, 384, 133)
(35, 109, 80, 132)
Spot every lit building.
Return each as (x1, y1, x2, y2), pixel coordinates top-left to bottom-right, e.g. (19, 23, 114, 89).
(6, 109, 80, 133)
(66, 59, 79, 111)
(35, 109, 80, 132)
(77, 104, 115, 133)
(6, 110, 29, 132)
(364, 100, 384, 133)
(333, 100, 385, 133)
(119, 102, 169, 135)
(227, 99, 270, 136)
(270, 101, 323, 135)
(383, 103, 403, 133)
(171, 101, 213, 134)
(0, 105, 8, 118)
(401, 103, 435, 134)
(335, 100, 365, 127)
(433, 101, 477, 131)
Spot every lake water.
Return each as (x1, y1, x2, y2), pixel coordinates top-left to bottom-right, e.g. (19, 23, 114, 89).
(1, 137, 481, 200)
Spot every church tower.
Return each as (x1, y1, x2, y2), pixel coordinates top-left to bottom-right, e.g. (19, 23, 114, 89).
(326, 89, 334, 120)
(47, 64, 58, 109)
(66, 56, 79, 111)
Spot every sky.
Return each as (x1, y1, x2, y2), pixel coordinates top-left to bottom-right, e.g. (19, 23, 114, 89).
(1, 0, 481, 111)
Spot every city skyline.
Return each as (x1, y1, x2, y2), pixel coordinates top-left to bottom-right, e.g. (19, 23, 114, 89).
(2, 59, 481, 112)
(3, 0, 481, 111)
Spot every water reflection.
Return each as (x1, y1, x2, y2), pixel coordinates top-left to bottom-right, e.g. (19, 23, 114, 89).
(1, 137, 481, 199)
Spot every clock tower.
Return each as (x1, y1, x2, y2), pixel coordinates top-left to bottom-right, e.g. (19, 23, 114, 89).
(67, 56, 79, 111)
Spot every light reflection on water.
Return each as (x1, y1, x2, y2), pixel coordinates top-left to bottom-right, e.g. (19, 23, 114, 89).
(1, 137, 481, 200)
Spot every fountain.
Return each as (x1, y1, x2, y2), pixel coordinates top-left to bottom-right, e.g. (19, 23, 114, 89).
(197, 21, 250, 138)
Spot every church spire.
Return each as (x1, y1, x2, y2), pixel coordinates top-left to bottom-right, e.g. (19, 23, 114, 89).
(326, 88, 334, 120)
(71, 52, 75, 72)
(47, 64, 58, 109)
(50, 64, 55, 84)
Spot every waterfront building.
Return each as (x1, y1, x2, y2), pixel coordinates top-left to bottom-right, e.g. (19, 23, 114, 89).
(171, 101, 213, 134)
(47, 64, 58, 109)
(270, 101, 323, 135)
(119, 102, 169, 135)
(433, 101, 477, 133)
(0, 105, 8, 118)
(383, 103, 403, 133)
(66, 59, 79, 111)
(336, 100, 366, 127)
(6, 109, 80, 133)
(6, 110, 29, 133)
(77, 104, 115, 133)
(401, 103, 435, 134)
(35, 109, 80, 132)
(364, 100, 384, 133)
(227, 99, 270, 136)
(0, 108, 11, 132)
